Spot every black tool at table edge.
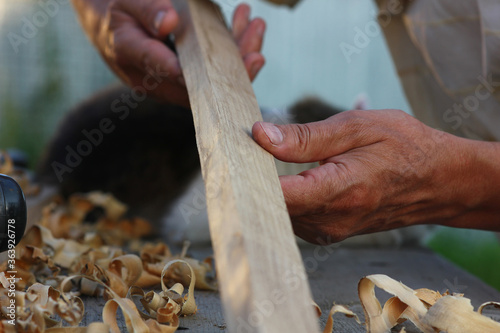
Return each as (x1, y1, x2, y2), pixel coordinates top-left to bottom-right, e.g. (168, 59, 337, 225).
(0, 174, 27, 253)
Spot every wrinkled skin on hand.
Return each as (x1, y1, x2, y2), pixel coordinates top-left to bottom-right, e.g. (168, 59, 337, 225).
(253, 109, 500, 244)
(80, 0, 265, 107)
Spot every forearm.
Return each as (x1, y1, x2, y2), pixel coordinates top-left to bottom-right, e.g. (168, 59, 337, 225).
(449, 138, 500, 231)
(71, 0, 111, 46)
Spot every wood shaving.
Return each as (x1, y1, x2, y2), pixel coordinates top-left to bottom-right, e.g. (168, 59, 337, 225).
(0, 150, 40, 196)
(0, 192, 215, 332)
(322, 304, 361, 333)
(1, 190, 499, 332)
(354, 274, 500, 333)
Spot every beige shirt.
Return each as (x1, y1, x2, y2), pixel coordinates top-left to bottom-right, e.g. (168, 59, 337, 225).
(268, 0, 500, 141)
(377, 0, 500, 141)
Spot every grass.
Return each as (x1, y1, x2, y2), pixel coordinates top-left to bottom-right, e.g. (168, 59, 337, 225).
(426, 227, 500, 292)
(0, 21, 63, 167)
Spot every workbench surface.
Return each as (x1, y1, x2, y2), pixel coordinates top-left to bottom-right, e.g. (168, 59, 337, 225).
(79, 246, 500, 332)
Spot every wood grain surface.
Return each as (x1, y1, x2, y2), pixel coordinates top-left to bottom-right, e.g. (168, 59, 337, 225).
(171, 0, 319, 332)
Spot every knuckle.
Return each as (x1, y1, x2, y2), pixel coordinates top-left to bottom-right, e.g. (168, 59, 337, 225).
(139, 40, 156, 69)
(107, 0, 120, 12)
(390, 108, 408, 117)
(321, 228, 349, 244)
(138, 2, 154, 25)
(339, 110, 369, 127)
(111, 38, 128, 67)
(336, 111, 369, 136)
(292, 123, 312, 153)
(107, 1, 125, 28)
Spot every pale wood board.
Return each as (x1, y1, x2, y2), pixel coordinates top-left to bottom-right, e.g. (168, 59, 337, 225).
(170, 0, 319, 332)
(78, 246, 500, 332)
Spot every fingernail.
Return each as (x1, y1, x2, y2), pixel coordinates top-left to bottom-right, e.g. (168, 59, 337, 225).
(153, 11, 166, 35)
(260, 122, 283, 145)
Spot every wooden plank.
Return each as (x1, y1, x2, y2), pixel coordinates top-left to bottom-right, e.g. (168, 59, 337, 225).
(171, 1, 320, 332)
(78, 247, 500, 332)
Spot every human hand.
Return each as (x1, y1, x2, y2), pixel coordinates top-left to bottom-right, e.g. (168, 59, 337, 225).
(252, 109, 499, 244)
(78, 0, 265, 107)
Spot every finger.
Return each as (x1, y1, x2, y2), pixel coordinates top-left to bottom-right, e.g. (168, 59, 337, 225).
(113, 65, 189, 106)
(279, 163, 343, 217)
(252, 111, 381, 163)
(237, 18, 266, 56)
(113, 0, 178, 38)
(243, 52, 265, 81)
(232, 3, 250, 41)
(291, 223, 327, 245)
(112, 23, 183, 83)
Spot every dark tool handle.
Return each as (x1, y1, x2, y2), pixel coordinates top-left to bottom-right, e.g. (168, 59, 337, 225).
(0, 174, 27, 253)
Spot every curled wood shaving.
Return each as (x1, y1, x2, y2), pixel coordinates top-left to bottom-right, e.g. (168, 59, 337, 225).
(0, 151, 14, 174)
(55, 260, 195, 333)
(421, 296, 500, 332)
(3, 189, 499, 332)
(322, 304, 361, 333)
(124, 260, 198, 331)
(84, 192, 127, 220)
(0, 191, 216, 332)
(0, 282, 84, 332)
(161, 260, 197, 316)
(479, 301, 500, 314)
(0, 150, 40, 195)
(103, 296, 151, 333)
(357, 274, 500, 333)
(141, 242, 216, 291)
(39, 192, 152, 244)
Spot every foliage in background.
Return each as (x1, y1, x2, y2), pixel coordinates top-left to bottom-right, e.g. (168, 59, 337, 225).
(427, 227, 500, 292)
(0, 22, 63, 166)
(0, 1, 115, 167)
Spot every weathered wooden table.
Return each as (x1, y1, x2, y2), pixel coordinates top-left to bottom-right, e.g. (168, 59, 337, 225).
(79, 245, 500, 332)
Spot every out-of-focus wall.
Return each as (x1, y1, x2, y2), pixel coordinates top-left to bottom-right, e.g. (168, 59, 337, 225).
(0, 0, 409, 165)
(217, 0, 410, 111)
(0, 0, 115, 163)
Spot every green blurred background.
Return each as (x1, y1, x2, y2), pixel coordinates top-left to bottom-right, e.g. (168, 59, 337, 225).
(0, 0, 499, 291)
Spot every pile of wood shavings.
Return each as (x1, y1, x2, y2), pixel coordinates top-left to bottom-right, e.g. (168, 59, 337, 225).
(0, 190, 499, 332)
(0, 148, 498, 332)
(0, 191, 216, 332)
(0, 150, 39, 196)
(354, 274, 500, 333)
(314, 274, 500, 333)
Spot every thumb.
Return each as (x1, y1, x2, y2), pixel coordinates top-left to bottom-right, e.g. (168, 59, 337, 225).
(115, 0, 179, 38)
(252, 120, 335, 163)
(252, 111, 380, 163)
